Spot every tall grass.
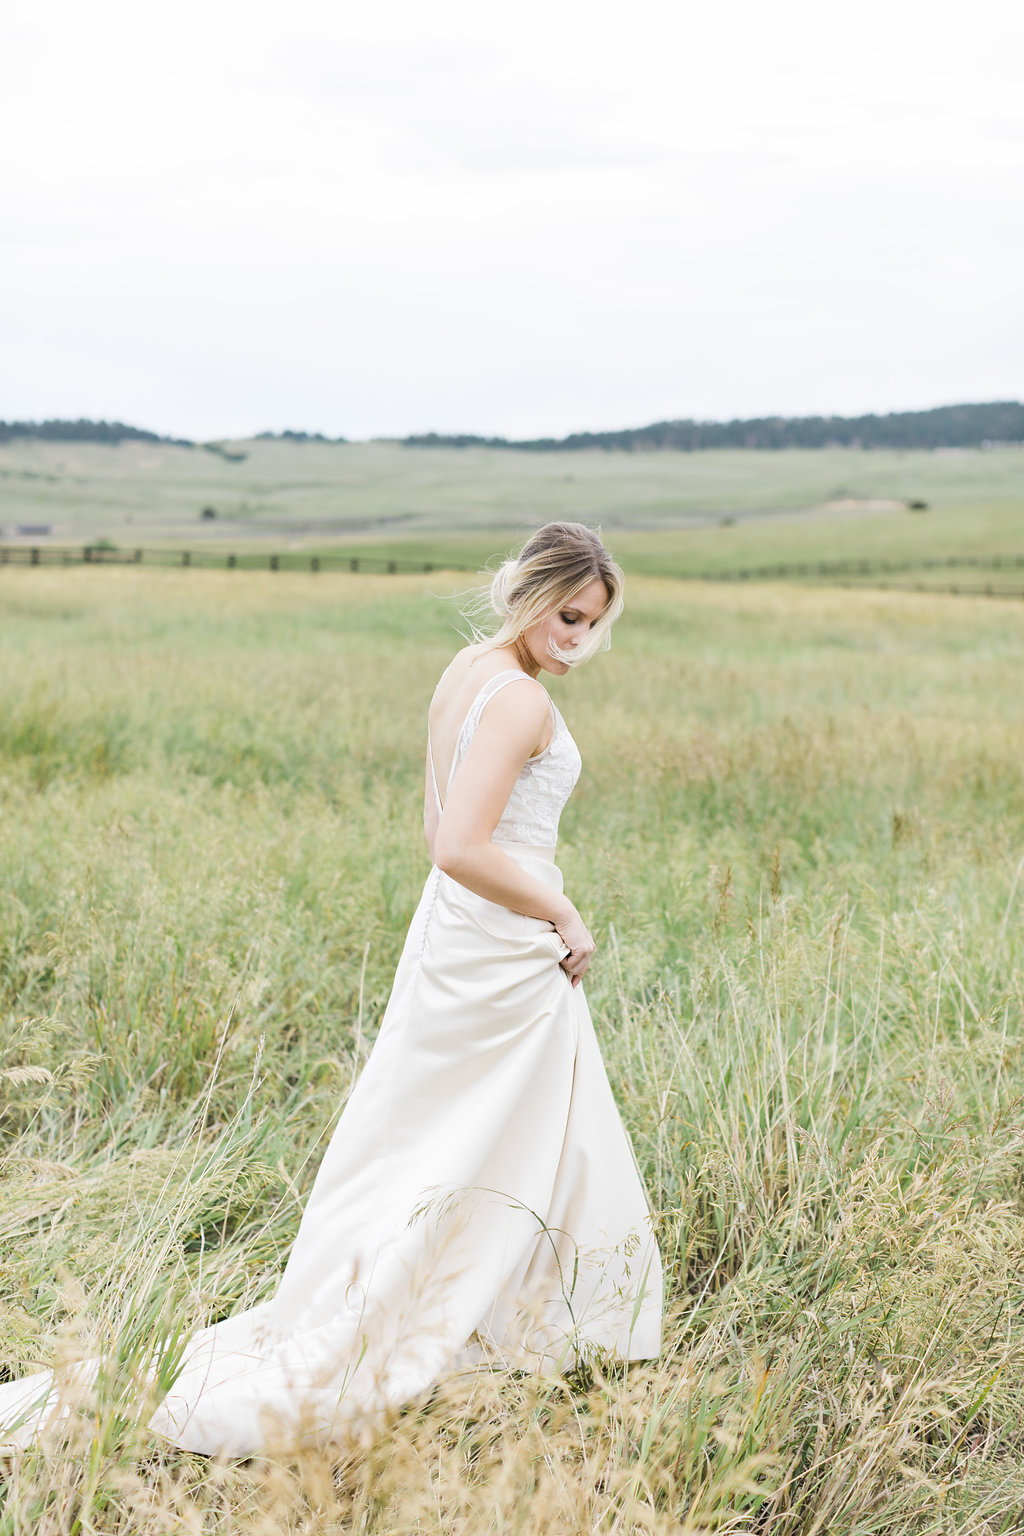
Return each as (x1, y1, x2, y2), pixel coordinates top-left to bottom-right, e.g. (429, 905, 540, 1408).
(1, 568, 1023, 1532)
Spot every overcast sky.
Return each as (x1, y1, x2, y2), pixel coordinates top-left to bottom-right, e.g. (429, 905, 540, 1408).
(3, 0, 1022, 440)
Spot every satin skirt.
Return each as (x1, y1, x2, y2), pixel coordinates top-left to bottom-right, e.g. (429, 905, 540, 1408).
(0, 849, 662, 1456)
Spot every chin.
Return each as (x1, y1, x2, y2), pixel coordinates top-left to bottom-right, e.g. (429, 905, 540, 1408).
(544, 657, 572, 675)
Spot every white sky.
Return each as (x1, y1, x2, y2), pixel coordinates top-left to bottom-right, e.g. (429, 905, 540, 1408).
(3, 0, 1022, 440)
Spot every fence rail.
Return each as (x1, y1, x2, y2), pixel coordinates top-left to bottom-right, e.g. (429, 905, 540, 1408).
(0, 545, 474, 575)
(2, 545, 1024, 599)
(693, 553, 1024, 582)
(837, 579, 1024, 600)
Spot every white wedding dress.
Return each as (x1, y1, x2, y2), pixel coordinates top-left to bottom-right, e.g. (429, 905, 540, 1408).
(0, 670, 662, 1456)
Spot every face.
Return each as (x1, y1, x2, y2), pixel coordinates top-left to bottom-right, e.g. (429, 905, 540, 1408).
(519, 577, 611, 676)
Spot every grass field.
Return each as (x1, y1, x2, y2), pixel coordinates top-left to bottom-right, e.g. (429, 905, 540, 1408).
(2, 565, 1024, 1532)
(1, 439, 1022, 580)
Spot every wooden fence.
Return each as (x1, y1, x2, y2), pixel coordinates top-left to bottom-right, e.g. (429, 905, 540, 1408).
(2, 545, 1023, 598)
(835, 579, 1024, 599)
(0, 546, 473, 575)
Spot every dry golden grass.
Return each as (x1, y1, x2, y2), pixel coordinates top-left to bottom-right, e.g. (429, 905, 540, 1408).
(2, 569, 1024, 1532)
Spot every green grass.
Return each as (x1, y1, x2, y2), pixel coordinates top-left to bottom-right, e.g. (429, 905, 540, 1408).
(2, 438, 1022, 577)
(2, 568, 1024, 1532)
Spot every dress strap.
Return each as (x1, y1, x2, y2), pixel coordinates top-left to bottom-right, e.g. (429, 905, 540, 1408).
(426, 726, 443, 815)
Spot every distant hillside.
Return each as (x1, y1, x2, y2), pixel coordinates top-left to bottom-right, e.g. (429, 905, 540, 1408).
(3, 402, 1022, 453)
(0, 418, 194, 447)
(0, 421, 352, 450)
(404, 402, 1024, 453)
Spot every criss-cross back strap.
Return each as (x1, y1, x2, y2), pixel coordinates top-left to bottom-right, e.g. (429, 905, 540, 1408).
(428, 670, 538, 814)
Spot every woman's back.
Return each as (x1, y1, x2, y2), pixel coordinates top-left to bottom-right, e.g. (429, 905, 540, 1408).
(427, 648, 581, 851)
(427, 645, 552, 805)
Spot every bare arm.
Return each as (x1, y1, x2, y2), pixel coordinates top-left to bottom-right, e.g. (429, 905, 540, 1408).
(432, 680, 595, 983)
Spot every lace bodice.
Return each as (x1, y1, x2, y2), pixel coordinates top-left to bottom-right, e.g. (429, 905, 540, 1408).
(432, 671, 582, 848)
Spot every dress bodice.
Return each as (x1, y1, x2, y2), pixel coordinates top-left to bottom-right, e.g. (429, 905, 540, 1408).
(433, 670, 582, 849)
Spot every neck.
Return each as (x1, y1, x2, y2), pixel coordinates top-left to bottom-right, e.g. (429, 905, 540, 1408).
(511, 635, 540, 678)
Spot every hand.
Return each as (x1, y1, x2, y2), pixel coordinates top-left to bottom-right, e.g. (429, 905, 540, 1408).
(553, 904, 595, 988)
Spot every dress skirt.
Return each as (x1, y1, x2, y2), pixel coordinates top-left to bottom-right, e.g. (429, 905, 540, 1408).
(0, 847, 662, 1457)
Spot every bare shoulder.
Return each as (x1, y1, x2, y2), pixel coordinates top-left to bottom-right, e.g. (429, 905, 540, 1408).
(484, 671, 548, 715)
(430, 645, 540, 722)
(429, 648, 550, 767)
(466, 678, 550, 779)
(476, 672, 549, 737)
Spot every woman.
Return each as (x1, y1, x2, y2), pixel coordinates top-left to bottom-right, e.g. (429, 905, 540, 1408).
(0, 521, 662, 1456)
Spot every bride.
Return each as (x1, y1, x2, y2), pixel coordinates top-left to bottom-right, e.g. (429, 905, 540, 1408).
(0, 521, 662, 1456)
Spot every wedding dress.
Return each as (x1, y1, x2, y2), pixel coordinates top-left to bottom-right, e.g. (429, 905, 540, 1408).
(0, 669, 662, 1456)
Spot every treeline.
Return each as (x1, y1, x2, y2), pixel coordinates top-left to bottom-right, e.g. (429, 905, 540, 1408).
(0, 419, 193, 447)
(404, 401, 1024, 453)
(254, 429, 348, 443)
(4, 402, 1023, 452)
(0, 420, 347, 447)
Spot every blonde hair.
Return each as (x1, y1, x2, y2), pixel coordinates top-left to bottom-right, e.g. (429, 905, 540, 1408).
(465, 522, 624, 667)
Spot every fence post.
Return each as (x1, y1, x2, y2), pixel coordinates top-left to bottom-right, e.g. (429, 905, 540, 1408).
(270, 554, 279, 572)
(350, 558, 359, 573)
(227, 553, 236, 568)
(182, 551, 190, 567)
(311, 556, 320, 573)
(134, 548, 143, 563)
(387, 560, 397, 573)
